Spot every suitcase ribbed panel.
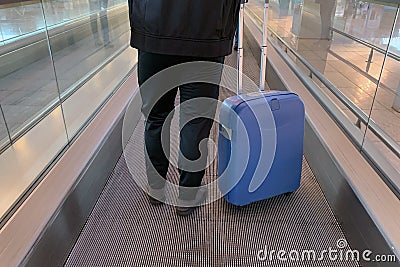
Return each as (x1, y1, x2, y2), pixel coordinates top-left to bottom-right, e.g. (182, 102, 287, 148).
(65, 39, 359, 266)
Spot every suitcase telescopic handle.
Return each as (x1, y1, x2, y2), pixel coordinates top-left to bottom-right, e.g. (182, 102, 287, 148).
(236, 0, 245, 95)
(259, 0, 268, 92)
(236, 0, 268, 95)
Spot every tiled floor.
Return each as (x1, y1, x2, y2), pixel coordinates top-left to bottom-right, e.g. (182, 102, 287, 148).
(247, 0, 400, 175)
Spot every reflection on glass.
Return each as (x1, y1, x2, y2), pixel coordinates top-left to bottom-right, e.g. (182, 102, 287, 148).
(364, 81, 400, 179)
(244, 0, 400, 180)
(40, 0, 88, 27)
(90, 0, 111, 47)
(42, 0, 130, 95)
(0, 0, 127, 43)
(333, 2, 399, 55)
(0, 0, 131, 145)
(330, 2, 398, 81)
(319, 0, 336, 40)
(0, 0, 45, 43)
(263, 0, 373, 127)
(0, 105, 69, 223)
(248, 0, 400, 184)
(0, 0, 135, 227)
(0, 0, 60, 138)
(62, 48, 137, 138)
(366, 6, 400, 176)
(278, 0, 291, 17)
(43, 0, 134, 139)
(252, 0, 399, 126)
(40, 0, 125, 27)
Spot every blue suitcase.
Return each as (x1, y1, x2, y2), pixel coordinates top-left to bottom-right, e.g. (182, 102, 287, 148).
(218, 92, 305, 206)
(217, 0, 305, 206)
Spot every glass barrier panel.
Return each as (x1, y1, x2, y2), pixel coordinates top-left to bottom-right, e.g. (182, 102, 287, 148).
(249, 0, 400, 191)
(333, 2, 398, 58)
(363, 6, 400, 186)
(0, 0, 45, 43)
(62, 48, 137, 138)
(46, 2, 136, 138)
(0, 0, 70, 224)
(0, 0, 136, 226)
(41, 1, 130, 96)
(254, 0, 398, 143)
(0, 106, 69, 223)
(40, 0, 127, 28)
(0, 0, 61, 139)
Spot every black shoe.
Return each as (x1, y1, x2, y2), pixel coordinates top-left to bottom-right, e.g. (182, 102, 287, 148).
(148, 194, 164, 205)
(175, 187, 208, 216)
(95, 40, 103, 47)
(176, 206, 196, 216)
(148, 186, 165, 205)
(104, 42, 114, 49)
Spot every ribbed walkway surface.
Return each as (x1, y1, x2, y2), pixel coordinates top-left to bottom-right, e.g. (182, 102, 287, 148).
(65, 41, 359, 267)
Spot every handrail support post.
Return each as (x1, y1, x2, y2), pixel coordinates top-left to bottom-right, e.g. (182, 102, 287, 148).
(356, 118, 362, 129)
(393, 81, 400, 113)
(366, 48, 373, 72)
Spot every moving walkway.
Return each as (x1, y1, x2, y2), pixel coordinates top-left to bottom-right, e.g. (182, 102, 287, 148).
(0, 2, 399, 266)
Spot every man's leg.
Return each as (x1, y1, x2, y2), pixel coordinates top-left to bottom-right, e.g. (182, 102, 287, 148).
(100, 0, 111, 46)
(138, 51, 178, 192)
(89, 0, 101, 46)
(178, 83, 219, 201)
(177, 56, 224, 203)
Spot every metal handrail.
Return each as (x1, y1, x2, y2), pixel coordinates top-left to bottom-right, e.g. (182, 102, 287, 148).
(266, 27, 400, 159)
(1, 0, 32, 4)
(330, 27, 400, 62)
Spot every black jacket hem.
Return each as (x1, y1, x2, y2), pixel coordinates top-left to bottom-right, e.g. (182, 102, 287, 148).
(130, 29, 234, 58)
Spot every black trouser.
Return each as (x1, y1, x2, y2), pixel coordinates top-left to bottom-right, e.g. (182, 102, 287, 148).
(138, 50, 224, 200)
